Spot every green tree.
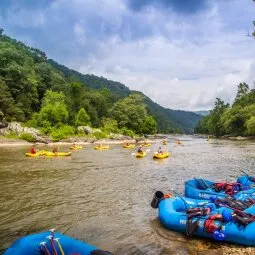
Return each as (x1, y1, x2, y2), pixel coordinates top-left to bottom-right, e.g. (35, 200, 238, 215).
(0, 79, 20, 121)
(220, 106, 246, 135)
(109, 94, 148, 134)
(102, 118, 119, 133)
(234, 82, 250, 105)
(32, 90, 68, 128)
(75, 108, 91, 126)
(142, 116, 157, 134)
(208, 98, 229, 136)
(246, 116, 255, 135)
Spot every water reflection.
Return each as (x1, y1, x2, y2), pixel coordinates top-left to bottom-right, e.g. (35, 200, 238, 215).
(0, 137, 254, 254)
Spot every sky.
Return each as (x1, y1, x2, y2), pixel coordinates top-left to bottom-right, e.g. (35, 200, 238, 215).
(0, 0, 255, 111)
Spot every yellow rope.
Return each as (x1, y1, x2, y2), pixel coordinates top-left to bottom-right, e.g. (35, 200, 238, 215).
(55, 239, 65, 255)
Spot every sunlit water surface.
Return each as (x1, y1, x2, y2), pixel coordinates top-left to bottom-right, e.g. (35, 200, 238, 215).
(0, 136, 254, 254)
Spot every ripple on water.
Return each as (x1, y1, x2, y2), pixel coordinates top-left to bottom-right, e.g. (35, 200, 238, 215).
(0, 139, 254, 254)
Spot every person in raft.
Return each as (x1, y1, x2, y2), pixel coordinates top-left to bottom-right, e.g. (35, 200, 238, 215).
(53, 147, 58, 153)
(158, 147, 163, 154)
(137, 145, 143, 153)
(29, 146, 36, 154)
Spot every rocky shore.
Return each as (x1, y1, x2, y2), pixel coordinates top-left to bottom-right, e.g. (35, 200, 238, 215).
(0, 122, 156, 146)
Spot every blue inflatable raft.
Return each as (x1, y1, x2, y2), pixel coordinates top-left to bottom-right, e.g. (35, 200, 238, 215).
(185, 178, 255, 200)
(151, 192, 255, 246)
(3, 231, 112, 255)
(237, 175, 255, 188)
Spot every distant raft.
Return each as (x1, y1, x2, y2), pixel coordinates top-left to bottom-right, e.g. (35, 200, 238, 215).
(123, 144, 136, 149)
(136, 151, 147, 158)
(151, 192, 255, 246)
(3, 231, 112, 255)
(141, 143, 151, 147)
(94, 145, 110, 150)
(44, 151, 72, 156)
(162, 141, 167, 145)
(153, 152, 170, 159)
(69, 145, 83, 150)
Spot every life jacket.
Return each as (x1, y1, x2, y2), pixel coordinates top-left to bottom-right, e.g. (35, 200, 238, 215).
(204, 214, 223, 233)
(211, 182, 242, 195)
(30, 147, 36, 154)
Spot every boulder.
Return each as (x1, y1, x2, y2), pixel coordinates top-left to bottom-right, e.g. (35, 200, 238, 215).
(77, 126, 93, 134)
(0, 122, 41, 136)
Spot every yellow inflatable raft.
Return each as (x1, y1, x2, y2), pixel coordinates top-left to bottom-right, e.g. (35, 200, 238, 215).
(45, 151, 72, 156)
(94, 145, 110, 150)
(123, 144, 135, 149)
(69, 145, 83, 150)
(153, 152, 170, 159)
(136, 151, 147, 158)
(25, 150, 46, 157)
(141, 143, 151, 147)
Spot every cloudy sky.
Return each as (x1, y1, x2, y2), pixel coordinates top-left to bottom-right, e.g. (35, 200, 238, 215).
(0, 0, 255, 111)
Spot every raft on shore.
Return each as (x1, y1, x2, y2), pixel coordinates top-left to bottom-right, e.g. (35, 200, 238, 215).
(3, 231, 112, 255)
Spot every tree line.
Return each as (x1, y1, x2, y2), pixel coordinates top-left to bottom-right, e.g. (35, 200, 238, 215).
(195, 83, 255, 137)
(0, 30, 157, 140)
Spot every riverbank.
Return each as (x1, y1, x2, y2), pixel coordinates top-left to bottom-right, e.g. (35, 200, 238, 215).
(194, 134, 255, 141)
(0, 136, 155, 147)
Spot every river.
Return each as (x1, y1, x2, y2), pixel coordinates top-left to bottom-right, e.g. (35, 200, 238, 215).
(0, 136, 254, 254)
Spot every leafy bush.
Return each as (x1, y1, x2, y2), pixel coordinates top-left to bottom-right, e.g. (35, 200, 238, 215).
(6, 132, 19, 139)
(20, 133, 36, 142)
(102, 118, 119, 133)
(93, 131, 107, 139)
(50, 125, 75, 142)
(75, 108, 91, 126)
(120, 128, 136, 138)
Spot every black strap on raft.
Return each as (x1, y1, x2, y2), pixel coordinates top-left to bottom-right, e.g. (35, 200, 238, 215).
(185, 207, 210, 236)
(214, 197, 254, 211)
(232, 210, 255, 226)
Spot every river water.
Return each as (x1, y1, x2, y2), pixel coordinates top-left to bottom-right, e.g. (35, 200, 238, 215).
(0, 136, 254, 254)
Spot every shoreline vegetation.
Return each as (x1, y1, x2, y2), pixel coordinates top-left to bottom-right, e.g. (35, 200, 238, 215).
(0, 29, 202, 144)
(195, 83, 255, 138)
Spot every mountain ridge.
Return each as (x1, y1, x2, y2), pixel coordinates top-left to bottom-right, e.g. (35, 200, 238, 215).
(48, 59, 202, 133)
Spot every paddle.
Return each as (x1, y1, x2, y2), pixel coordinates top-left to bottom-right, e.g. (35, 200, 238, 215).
(47, 235, 58, 255)
(194, 177, 210, 189)
(54, 238, 65, 255)
(241, 169, 250, 177)
(171, 188, 189, 210)
(48, 229, 58, 255)
(40, 242, 51, 255)
(240, 170, 252, 186)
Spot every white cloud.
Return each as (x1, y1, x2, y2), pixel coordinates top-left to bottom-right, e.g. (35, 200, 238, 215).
(1, 0, 255, 111)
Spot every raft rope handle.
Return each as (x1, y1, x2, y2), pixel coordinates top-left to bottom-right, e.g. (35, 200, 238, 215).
(54, 238, 65, 255)
(40, 242, 51, 255)
(49, 229, 58, 255)
(47, 236, 58, 255)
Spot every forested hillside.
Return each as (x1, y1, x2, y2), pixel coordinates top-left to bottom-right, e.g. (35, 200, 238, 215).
(48, 59, 201, 133)
(195, 83, 255, 137)
(0, 30, 201, 140)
